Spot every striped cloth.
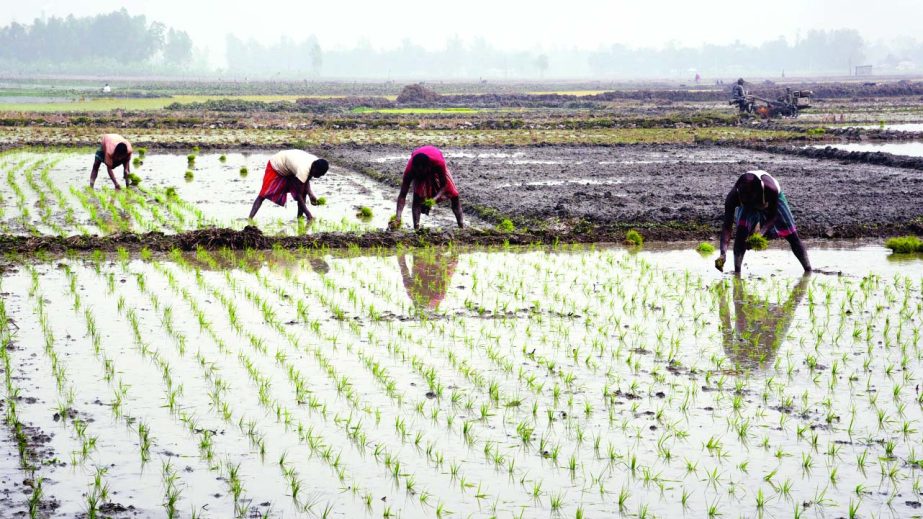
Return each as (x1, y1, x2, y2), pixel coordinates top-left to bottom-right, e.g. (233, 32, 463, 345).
(735, 191, 798, 238)
(259, 161, 303, 206)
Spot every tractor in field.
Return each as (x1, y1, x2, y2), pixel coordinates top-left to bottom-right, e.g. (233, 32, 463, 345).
(731, 86, 813, 119)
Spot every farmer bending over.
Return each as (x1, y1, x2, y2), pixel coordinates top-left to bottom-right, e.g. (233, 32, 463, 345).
(716, 171, 811, 274)
(90, 134, 133, 189)
(249, 150, 328, 221)
(392, 146, 464, 230)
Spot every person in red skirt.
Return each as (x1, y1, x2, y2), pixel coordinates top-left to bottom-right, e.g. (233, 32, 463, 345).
(392, 146, 464, 230)
(249, 150, 328, 220)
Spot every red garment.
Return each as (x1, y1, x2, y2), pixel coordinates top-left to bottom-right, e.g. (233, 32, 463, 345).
(259, 161, 303, 206)
(403, 146, 459, 199)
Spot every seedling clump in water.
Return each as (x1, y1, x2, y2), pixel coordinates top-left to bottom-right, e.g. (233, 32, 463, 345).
(696, 242, 715, 254)
(357, 206, 373, 219)
(746, 233, 768, 250)
(885, 235, 923, 253)
(624, 229, 644, 247)
(184, 170, 194, 181)
(239, 166, 248, 177)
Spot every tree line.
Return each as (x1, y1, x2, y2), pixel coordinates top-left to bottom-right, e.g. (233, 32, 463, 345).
(0, 9, 194, 74)
(225, 29, 923, 79)
(3, 12, 923, 79)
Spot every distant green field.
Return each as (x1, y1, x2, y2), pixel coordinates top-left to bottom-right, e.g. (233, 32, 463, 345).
(351, 107, 479, 114)
(0, 94, 376, 112)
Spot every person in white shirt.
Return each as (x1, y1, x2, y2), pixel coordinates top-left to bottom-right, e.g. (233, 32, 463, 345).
(249, 150, 329, 220)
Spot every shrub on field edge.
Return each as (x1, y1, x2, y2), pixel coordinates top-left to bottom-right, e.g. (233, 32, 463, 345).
(885, 236, 923, 254)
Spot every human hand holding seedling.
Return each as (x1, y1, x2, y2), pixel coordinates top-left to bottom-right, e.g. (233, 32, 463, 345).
(388, 215, 402, 230)
(715, 254, 726, 272)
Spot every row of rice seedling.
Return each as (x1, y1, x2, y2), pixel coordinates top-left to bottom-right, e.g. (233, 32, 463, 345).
(1, 245, 920, 517)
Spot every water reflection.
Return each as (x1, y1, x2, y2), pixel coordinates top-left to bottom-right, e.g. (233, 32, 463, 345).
(398, 251, 458, 311)
(717, 275, 809, 369)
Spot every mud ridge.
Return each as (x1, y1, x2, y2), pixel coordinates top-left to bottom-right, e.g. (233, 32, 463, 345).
(742, 143, 923, 171)
(0, 222, 918, 256)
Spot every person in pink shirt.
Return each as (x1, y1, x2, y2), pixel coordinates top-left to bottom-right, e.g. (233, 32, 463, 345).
(90, 134, 133, 189)
(392, 146, 464, 230)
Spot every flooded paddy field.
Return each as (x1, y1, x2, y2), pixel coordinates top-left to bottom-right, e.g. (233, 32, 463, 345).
(1, 242, 921, 518)
(0, 150, 472, 238)
(332, 144, 923, 238)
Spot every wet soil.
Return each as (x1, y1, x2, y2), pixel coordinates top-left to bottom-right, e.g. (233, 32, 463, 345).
(330, 144, 923, 239)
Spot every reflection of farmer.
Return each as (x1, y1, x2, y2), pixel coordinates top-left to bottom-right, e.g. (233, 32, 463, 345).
(717, 275, 809, 369)
(717, 171, 811, 274)
(398, 251, 458, 311)
(90, 134, 132, 190)
(392, 146, 464, 230)
(249, 150, 329, 221)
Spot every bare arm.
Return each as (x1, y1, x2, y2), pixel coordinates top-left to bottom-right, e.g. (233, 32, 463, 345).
(718, 189, 738, 256)
(394, 174, 413, 226)
(105, 164, 122, 189)
(305, 179, 318, 204)
(295, 191, 313, 220)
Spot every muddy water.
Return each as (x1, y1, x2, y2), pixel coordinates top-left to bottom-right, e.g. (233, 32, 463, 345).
(2, 242, 921, 518)
(813, 141, 923, 158)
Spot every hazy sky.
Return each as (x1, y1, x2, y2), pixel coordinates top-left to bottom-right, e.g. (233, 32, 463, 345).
(3, 0, 920, 63)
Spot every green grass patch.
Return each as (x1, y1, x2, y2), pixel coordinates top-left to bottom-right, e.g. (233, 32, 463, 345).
(351, 107, 478, 115)
(885, 235, 923, 254)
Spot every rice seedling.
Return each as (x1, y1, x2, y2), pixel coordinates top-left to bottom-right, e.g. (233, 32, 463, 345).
(356, 206, 373, 219)
(696, 242, 716, 254)
(884, 235, 923, 253)
(746, 233, 769, 250)
(624, 229, 644, 247)
(497, 218, 516, 232)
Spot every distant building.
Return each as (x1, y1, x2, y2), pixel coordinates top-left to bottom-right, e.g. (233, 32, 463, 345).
(102, 83, 111, 93)
(854, 65, 873, 77)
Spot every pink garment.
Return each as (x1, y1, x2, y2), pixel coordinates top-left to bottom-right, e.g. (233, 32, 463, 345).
(403, 146, 459, 199)
(100, 134, 132, 168)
